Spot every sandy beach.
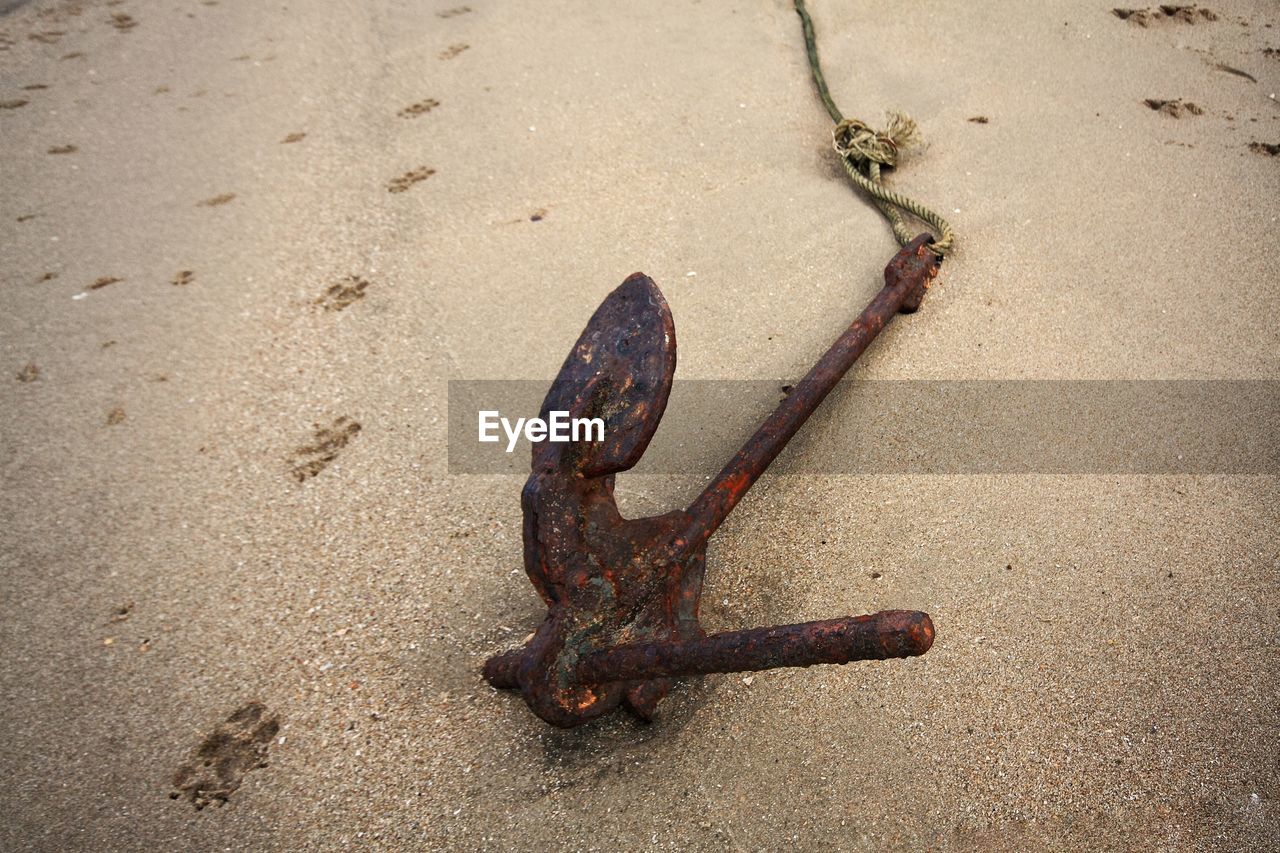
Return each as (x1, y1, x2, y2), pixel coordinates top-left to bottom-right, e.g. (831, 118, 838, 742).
(2, 0, 1278, 849)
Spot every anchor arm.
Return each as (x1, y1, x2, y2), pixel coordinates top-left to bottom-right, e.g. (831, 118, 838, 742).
(575, 611, 934, 683)
(481, 648, 524, 690)
(483, 611, 934, 690)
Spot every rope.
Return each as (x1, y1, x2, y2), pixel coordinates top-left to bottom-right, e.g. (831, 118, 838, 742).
(793, 0, 954, 256)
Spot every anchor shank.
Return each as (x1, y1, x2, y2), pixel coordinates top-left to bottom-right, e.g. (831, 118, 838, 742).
(575, 610, 934, 683)
(686, 235, 939, 538)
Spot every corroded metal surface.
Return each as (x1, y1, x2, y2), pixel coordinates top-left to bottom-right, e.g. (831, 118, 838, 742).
(484, 235, 941, 727)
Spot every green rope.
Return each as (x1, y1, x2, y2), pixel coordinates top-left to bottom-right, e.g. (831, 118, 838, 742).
(794, 0, 954, 256)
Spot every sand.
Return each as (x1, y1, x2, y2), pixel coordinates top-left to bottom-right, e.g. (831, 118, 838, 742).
(1, 0, 1277, 849)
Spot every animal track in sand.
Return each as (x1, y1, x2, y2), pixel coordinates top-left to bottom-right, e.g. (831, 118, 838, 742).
(967, 115, 990, 124)
(387, 167, 434, 193)
(438, 6, 471, 18)
(315, 275, 370, 312)
(47, 144, 77, 154)
(0, 98, 28, 109)
(290, 416, 361, 482)
(1249, 142, 1279, 157)
(197, 192, 236, 207)
(16, 363, 39, 383)
(281, 131, 306, 143)
(17, 214, 38, 222)
(28, 31, 65, 45)
(23, 84, 48, 91)
(1144, 98, 1203, 117)
(500, 206, 551, 225)
(439, 43, 469, 60)
(1212, 66, 1257, 86)
(171, 703, 280, 810)
(90, 276, 123, 290)
(398, 98, 439, 118)
(1112, 6, 1217, 26)
(171, 270, 194, 286)
(108, 13, 138, 32)
(106, 407, 126, 426)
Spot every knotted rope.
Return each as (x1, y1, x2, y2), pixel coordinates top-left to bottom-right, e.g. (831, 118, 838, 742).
(794, 0, 954, 256)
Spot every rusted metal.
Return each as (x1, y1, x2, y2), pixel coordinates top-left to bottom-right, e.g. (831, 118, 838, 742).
(484, 234, 941, 727)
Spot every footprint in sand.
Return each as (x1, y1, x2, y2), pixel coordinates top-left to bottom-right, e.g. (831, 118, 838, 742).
(1112, 6, 1218, 26)
(315, 275, 370, 312)
(28, 31, 66, 45)
(1143, 98, 1203, 117)
(90, 276, 123, 290)
(280, 131, 306, 143)
(437, 6, 471, 18)
(289, 416, 361, 482)
(387, 167, 434, 193)
(1, 98, 29, 109)
(196, 192, 236, 207)
(171, 270, 194, 286)
(47, 144, 77, 154)
(398, 98, 440, 118)
(439, 43, 469, 60)
(106, 407, 126, 426)
(16, 363, 39, 383)
(1249, 142, 1279, 157)
(170, 703, 280, 810)
(108, 13, 138, 32)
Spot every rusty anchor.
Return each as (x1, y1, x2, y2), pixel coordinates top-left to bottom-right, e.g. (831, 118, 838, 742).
(482, 234, 941, 727)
